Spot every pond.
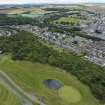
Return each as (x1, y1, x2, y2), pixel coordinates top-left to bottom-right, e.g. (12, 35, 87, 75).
(43, 79, 63, 89)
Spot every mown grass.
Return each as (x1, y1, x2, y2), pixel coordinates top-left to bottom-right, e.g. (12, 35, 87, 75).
(58, 86, 82, 103)
(0, 55, 101, 105)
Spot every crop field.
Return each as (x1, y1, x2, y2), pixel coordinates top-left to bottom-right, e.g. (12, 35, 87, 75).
(7, 7, 45, 15)
(20, 9, 54, 18)
(85, 4, 105, 12)
(7, 8, 28, 14)
(0, 82, 21, 105)
(6, 7, 54, 18)
(0, 7, 48, 16)
(0, 55, 100, 105)
(0, 8, 27, 14)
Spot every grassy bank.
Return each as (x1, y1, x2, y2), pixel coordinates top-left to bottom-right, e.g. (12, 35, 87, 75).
(0, 55, 100, 105)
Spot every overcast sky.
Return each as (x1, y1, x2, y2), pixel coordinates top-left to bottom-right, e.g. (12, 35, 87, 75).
(0, 0, 105, 4)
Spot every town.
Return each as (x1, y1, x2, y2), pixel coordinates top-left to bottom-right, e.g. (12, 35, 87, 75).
(1, 22, 105, 66)
(0, 3, 105, 105)
(0, 4, 105, 66)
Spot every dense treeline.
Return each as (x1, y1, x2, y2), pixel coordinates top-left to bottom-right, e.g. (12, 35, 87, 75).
(43, 8, 70, 12)
(0, 14, 45, 27)
(0, 31, 105, 103)
(44, 8, 83, 12)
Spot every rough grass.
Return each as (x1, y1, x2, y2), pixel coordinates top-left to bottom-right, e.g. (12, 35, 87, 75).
(0, 55, 101, 105)
(0, 82, 21, 105)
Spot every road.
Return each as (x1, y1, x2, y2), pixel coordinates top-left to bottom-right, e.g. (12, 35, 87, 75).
(0, 70, 46, 105)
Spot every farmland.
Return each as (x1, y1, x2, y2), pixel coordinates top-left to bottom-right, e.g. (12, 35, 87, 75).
(54, 16, 83, 25)
(7, 7, 48, 18)
(0, 7, 54, 18)
(0, 7, 45, 14)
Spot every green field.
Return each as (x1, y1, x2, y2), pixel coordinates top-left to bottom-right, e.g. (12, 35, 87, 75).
(0, 82, 21, 105)
(7, 7, 54, 18)
(7, 8, 45, 15)
(6, 7, 45, 18)
(59, 86, 82, 103)
(0, 55, 100, 105)
(20, 11, 54, 18)
(55, 17, 81, 24)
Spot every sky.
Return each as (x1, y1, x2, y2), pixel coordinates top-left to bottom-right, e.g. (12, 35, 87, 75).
(0, 0, 105, 4)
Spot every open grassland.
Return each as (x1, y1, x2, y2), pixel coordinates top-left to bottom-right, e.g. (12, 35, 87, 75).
(7, 8, 28, 14)
(85, 4, 105, 12)
(55, 16, 81, 24)
(0, 55, 101, 105)
(58, 86, 82, 103)
(7, 7, 45, 15)
(0, 8, 27, 14)
(0, 7, 46, 15)
(6, 7, 53, 18)
(20, 9, 54, 18)
(0, 82, 21, 105)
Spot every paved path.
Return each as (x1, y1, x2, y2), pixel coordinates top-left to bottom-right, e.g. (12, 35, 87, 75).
(0, 70, 46, 105)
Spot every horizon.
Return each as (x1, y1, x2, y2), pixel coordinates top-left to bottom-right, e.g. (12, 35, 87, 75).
(0, 0, 105, 4)
(0, 3, 105, 5)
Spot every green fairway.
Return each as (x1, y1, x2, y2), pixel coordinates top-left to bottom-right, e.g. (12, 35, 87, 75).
(0, 82, 21, 105)
(59, 86, 81, 103)
(0, 55, 101, 105)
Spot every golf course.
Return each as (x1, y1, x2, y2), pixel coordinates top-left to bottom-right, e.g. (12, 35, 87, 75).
(0, 55, 100, 105)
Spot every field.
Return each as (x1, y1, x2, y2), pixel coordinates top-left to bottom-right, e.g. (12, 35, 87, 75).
(0, 7, 49, 18)
(55, 16, 81, 24)
(19, 9, 54, 18)
(0, 55, 100, 105)
(59, 86, 82, 103)
(7, 7, 45, 15)
(0, 82, 21, 105)
(5, 7, 54, 18)
(85, 4, 105, 12)
(0, 8, 27, 14)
